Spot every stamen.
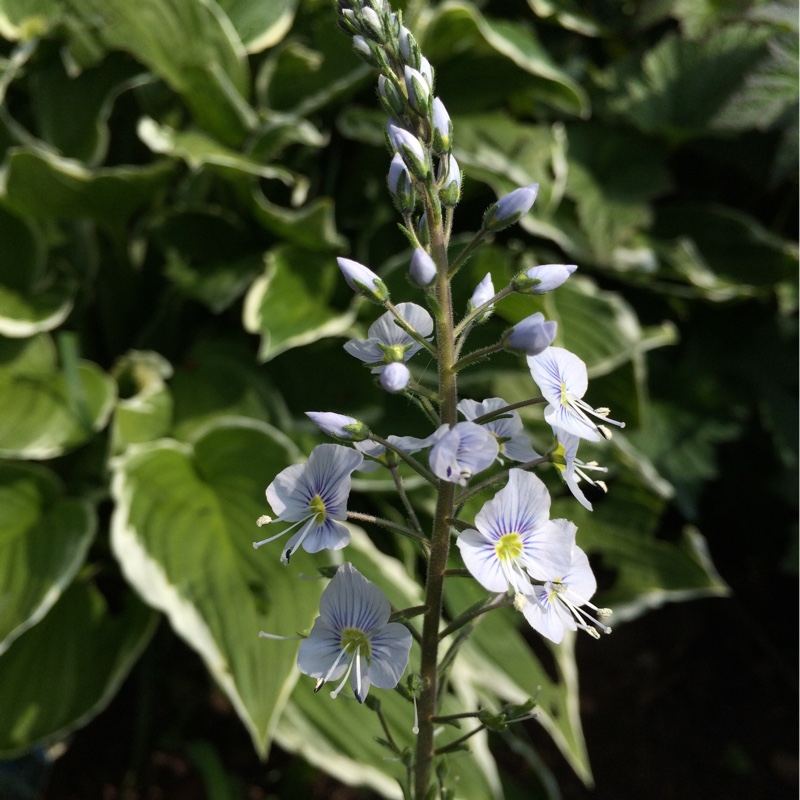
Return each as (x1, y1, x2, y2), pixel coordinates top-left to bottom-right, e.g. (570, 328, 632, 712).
(256, 515, 272, 526)
(253, 515, 307, 549)
(354, 646, 363, 703)
(330, 656, 355, 699)
(412, 694, 419, 735)
(258, 631, 302, 641)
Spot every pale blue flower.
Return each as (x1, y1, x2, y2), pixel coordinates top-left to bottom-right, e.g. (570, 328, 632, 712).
(483, 184, 539, 232)
(380, 362, 410, 393)
(456, 469, 574, 596)
(520, 545, 612, 642)
(527, 346, 624, 442)
(297, 562, 413, 702)
(306, 412, 369, 442)
(429, 421, 499, 485)
(514, 264, 577, 294)
(457, 397, 539, 463)
(552, 430, 608, 511)
(409, 248, 436, 286)
(504, 312, 557, 356)
(337, 257, 389, 303)
(254, 444, 363, 564)
(344, 302, 433, 371)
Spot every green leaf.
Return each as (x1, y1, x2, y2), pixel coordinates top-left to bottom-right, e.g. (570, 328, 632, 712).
(443, 578, 592, 786)
(170, 338, 283, 441)
(1, 148, 173, 236)
(215, 0, 298, 54)
(276, 527, 502, 800)
(0, 0, 61, 39)
(564, 123, 671, 264)
(0, 580, 157, 757)
(608, 25, 770, 140)
(0, 462, 95, 655)
(0, 206, 76, 337)
(551, 461, 730, 620)
(70, 0, 255, 143)
(242, 245, 356, 362)
(137, 117, 297, 185)
(29, 51, 144, 165)
(653, 203, 798, 293)
(110, 418, 324, 756)
(110, 350, 174, 454)
(422, 2, 589, 117)
(0, 334, 116, 459)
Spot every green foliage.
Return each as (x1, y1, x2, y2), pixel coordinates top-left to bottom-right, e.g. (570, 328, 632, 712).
(0, 0, 795, 795)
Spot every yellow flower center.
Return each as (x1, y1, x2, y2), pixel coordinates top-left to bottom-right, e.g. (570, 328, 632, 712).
(560, 381, 570, 407)
(309, 494, 327, 524)
(340, 627, 371, 660)
(495, 532, 523, 562)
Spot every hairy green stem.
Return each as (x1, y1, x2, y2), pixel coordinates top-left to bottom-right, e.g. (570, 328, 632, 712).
(413, 188, 457, 800)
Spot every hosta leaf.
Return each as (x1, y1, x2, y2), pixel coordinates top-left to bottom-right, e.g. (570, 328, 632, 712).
(242, 245, 355, 361)
(550, 461, 730, 621)
(0, 462, 95, 656)
(444, 578, 592, 785)
(215, 0, 298, 54)
(70, 0, 255, 144)
(422, 2, 588, 117)
(0, 206, 75, 337)
(0, 581, 157, 757)
(1, 148, 172, 236)
(0, 334, 116, 459)
(110, 418, 325, 756)
(170, 338, 282, 441)
(110, 350, 174, 454)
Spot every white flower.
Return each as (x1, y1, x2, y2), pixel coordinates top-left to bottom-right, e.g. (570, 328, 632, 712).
(457, 397, 539, 464)
(527, 346, 624, 442)
(456, 469, 574, 597)
(520, 545, 612, 642)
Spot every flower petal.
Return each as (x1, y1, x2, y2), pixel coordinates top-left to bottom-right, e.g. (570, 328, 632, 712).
(456, 528, 509, 592)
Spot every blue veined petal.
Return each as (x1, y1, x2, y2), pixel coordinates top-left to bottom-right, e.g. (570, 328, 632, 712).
(544, 404, 602, 442)
(456, 528, 509, 592)
(520, 518, 575, 581)
(297, 619, 347, 678)
(285, 518, 351, 563)
(430, 422, 497, 485)
(343, 337, 385, 364)
(303, 443, 363, 518)
(319, 562, 391, 636)
(521, 586, 574, 643)
(475, 469, 551, 540)
(367, 623, 414, 689)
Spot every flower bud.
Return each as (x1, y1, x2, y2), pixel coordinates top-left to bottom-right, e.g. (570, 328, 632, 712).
(409, 248, 437, 286)
(404, 65, 431, 117)
(351, 35, 379, 67)
(468, 273, 495, 320)
(418, 56, 434, 90)
(398, 26, 421, 69)
(503, 312, 557, 356)
(438, 153, 461, 207)
(387, 153, 416, 214)
(337, 257, 390, 303)
(431, 97, 452, 155)
(483, 184, 539, 232)
(513, 263, 577, 294)
(380, 362, 410, 393)
(359, 6, 384, 41)
(378, 75, 407, 119)
(387, 123, 428, 181)
(416, 212, 429, 246)
(306, 411, 370, 442)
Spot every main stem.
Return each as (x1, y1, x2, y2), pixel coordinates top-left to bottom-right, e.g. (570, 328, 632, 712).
(414, 192, 457, 799)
